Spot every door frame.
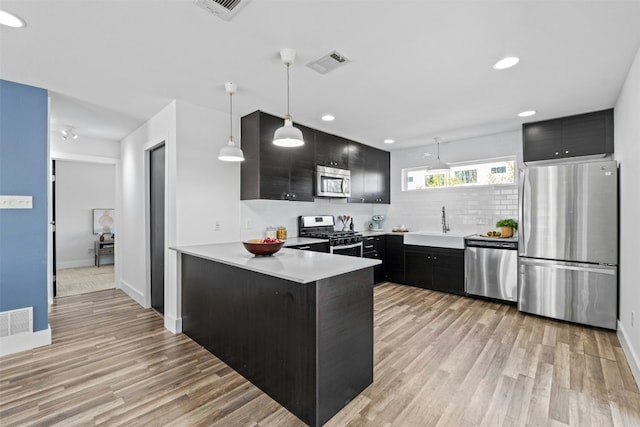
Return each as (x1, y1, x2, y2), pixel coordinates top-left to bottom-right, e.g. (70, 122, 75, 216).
(143, 139, 169, 312)
(48, 152, 120, 304)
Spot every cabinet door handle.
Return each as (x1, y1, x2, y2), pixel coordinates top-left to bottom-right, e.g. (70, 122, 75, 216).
(433, 256, 438, 260)
(291, 194, 296, 199)
(365, 245, 374, 249)
(565, 150, 569, 154)
(427, 256, 431, 259)
(297, 246, 311, 250)
(555, 152, 560, 156)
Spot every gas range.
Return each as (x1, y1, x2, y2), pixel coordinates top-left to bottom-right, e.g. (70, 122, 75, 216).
(298, 216, 363, 256)
(304, 230, 363, 246)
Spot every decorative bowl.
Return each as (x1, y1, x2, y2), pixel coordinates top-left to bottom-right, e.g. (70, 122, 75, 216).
(242, 239, 285, 256)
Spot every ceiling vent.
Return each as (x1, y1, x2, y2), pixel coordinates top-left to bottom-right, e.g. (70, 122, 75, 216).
(307, 50, 351, 74)
(194, 0, 251, 21)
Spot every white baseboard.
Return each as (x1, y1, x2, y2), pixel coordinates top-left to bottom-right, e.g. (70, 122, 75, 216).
(617, 320, 640, 389)
(118, 279, 146, 307)
(164, 314, 182, 334)
(0, 325, 52, 357)
(56, 258, 101, 269)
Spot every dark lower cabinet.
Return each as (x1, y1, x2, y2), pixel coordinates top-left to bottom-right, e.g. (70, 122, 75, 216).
(384, 235, 405, 283)
(181, 254, 373, 427)
(287, 242, 330, 253)
(404, 245, 464, 295)
(363, 235, 386, 284)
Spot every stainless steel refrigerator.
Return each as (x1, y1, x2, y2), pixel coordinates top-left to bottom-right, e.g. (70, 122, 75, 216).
(518, 160, 618, 329)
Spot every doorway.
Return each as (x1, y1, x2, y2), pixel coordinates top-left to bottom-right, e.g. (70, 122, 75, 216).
(53, 159, 116, 297)
(149, 144, 165, 314)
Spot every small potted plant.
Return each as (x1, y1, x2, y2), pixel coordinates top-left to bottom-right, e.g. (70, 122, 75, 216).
(495, 218, 518, 238)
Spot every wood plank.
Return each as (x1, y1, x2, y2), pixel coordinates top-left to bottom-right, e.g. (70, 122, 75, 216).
(1, 285, 639, 426)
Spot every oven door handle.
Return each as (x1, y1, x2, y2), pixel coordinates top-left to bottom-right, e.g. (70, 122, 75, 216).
(330, 242, 363, 256)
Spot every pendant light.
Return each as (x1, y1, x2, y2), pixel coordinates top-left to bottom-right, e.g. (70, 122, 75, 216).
(273, 48, 304, 147)
(428, 137, 450, 171)
(218, 82, 245, 162)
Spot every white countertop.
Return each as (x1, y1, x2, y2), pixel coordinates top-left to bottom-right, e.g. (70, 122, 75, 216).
(171, 242, 380, 284)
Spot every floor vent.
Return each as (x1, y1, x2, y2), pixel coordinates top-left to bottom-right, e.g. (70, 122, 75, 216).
(194, 0, 251, 21)
(0, 307, 33, 337)
(307, 50, 351, 74)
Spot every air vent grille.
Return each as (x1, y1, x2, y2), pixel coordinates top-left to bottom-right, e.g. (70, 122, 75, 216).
(194, 0, 251, 21)
(307, 50, 351, 74)
(0, 307, 33, 337)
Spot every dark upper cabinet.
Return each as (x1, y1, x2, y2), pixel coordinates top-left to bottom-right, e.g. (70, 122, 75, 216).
(404, 245, 464, 296)
(315, 132, 349, 169)
(241, 111, 315, 201)
(523, 109, 613, 162)
(348, 142, 390, 204)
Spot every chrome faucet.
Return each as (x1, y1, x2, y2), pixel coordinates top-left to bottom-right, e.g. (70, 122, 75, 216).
(442, 206, 450, 234)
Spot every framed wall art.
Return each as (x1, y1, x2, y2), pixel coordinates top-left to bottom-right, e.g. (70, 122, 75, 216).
(93, 208, 115, 235)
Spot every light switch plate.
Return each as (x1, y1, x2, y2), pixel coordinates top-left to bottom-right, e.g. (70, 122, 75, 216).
(0, 195, 33, 209)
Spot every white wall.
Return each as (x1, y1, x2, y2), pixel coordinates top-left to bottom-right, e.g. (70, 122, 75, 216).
(119, 101, 176, 311)
(386, 130, 522, 234)
(55, 161, 115, 268)
(240, 198, 379, 240)
(51, 133, 120, 159)
(118, 100, 245, 333)
(614, 46, 640, 387)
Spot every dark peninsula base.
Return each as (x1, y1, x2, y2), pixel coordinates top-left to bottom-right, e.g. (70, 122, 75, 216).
(181, 254, 374, 426)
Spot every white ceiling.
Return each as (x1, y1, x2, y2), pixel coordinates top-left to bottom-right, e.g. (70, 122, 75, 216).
(1, 0, 639, 150)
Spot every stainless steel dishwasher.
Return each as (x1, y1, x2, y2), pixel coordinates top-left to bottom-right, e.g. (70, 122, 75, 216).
(465, 236, 518, 302)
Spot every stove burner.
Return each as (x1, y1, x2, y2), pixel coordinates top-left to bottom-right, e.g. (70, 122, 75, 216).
(298, 216, 363, 246)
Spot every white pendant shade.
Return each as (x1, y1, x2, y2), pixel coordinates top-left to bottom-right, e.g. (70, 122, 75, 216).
(428, 159, 450, 172)
(218, 138, 245, 162)
(273, 118, 304, 147)
(427, 137, 449, 171)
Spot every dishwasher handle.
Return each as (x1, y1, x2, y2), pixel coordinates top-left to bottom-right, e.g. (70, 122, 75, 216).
(465, 239, 517, 250)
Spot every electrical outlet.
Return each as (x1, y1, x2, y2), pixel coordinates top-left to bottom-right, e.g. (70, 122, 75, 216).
(87, 248, 94, 254)
(215, 221, 221, 231)
(632, 311, 635, 328)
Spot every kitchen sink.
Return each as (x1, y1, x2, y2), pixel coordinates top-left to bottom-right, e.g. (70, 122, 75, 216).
(403, 231, 469, 249)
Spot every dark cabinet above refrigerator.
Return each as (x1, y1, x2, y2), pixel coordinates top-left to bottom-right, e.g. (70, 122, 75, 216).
(522, 109, 613, 163)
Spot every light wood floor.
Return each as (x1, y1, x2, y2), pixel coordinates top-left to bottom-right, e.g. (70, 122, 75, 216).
(1, 283, 639, 426)
(56, 265, 114, 297)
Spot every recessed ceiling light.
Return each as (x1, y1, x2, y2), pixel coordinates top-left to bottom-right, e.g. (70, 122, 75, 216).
(493, 57, 519, 70)
(321, 114, 335, 122)
(383, 139, 395, 144)
(0, 10, 26, 28)
(518, 110, 537, 117)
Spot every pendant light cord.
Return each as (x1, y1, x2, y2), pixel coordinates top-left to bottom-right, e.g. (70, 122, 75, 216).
(229, 91, 233, 142)
(286, 63, 291, 119)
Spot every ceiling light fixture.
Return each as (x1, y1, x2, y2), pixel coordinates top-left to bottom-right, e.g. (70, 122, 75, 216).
(321, 114, 335, 122)
(0, 10, 26, 28)
(273, 48, 304, 147)
(383, 139, 395, 144)
(493, 56, 520, 70)
(518, 110, 537, 117)
(218, 82, 245, 162)
(427, 137, 450, 171)
(61, 127, 78, 141)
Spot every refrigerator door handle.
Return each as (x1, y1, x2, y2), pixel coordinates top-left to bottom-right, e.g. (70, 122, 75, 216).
(519, 258, 616, 275)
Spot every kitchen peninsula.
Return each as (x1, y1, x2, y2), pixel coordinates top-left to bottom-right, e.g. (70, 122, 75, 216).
(172, 243, 381, 427)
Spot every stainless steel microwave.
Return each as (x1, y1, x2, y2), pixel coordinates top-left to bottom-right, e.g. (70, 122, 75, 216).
(316, 165, 350, 198)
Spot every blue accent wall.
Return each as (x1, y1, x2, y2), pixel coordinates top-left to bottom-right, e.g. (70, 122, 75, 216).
(0, 80, 49, 332)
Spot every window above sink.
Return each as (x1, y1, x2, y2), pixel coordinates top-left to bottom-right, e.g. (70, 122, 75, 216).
(402, 156, 516, 191)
